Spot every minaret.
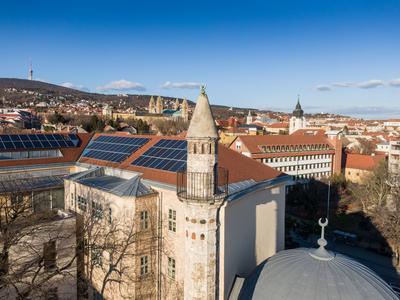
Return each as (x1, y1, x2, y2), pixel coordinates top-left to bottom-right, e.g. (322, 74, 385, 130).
(156, 96, 163, 114)
(246, 110, 252, 124)
(178, 86, 227, 300)
(29, 61, 33, 81)
(181, 98, 188, 121)
(174, 98, 180, 110)
(149, 96, 155, 113)
(289, 95, 307, 134)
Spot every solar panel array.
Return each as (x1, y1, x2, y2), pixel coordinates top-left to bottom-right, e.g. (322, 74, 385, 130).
(132, 139, 187, 172)
(82, 136, 150, 163)
(0, 134, 78, 150)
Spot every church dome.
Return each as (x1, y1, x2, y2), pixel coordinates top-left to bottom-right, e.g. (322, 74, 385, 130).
(233, 219, 398, 300)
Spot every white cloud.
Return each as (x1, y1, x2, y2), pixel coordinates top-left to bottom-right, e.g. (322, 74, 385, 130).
(61, 82, 89, 92)
(315, 85, 332, 92)
(389, 78, 400, 87)
(317, 79, 388, 91)
(332, 82, 353, 88)
(161, 81, 202, 89)
(97, 79, 145, 92)
(357, 79, 384, 89)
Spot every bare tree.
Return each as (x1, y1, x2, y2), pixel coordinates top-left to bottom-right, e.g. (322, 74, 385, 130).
(350, 160, 400, 266)
(152, 119, 188, 136)
(0, 188, 77, 299)
(74, 187, 183, 300)
(350, 161, 391, 213)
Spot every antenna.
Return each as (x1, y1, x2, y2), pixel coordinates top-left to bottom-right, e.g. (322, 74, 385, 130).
(326, 180, 331, 219)
(29, 59, 33, 80)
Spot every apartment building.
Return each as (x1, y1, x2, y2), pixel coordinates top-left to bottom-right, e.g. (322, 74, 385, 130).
(230, 132, 342, 180)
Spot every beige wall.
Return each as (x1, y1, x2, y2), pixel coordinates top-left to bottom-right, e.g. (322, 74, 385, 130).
(64, 169, 287, 300)
(345, 167, 372, 183)
(219, 182, 286, 299)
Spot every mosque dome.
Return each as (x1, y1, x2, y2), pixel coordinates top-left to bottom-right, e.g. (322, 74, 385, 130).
(232, 219, 398, 300)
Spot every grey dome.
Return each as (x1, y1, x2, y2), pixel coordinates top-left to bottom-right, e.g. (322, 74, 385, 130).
(236, 248, 398, 300)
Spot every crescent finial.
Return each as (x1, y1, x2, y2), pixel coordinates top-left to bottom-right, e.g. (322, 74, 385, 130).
(318, 217, 328, 227)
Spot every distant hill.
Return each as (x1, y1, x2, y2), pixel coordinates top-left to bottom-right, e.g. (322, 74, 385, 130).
(0, 78, 91, 95)
(0, 78, 258, 118)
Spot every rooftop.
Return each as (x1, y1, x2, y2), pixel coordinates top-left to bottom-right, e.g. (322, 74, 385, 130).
(68, 167, 153, 197)
(234, 134, 333, 154)
(344, 153, 386, 171)
(79, 133, 283, 185)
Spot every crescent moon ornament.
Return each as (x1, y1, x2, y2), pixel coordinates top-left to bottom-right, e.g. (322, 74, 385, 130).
(318, 218, 328, 227)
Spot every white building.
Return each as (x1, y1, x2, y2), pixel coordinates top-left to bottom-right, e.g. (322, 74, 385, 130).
(230, 131, 343, 180)
(65, 88, 289, 299)
(289, 98, 307, 134)
(388, 140, 400, 174)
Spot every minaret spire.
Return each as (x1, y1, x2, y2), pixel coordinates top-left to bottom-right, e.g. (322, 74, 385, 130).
(186, 85, 218, 139)
(179, 86, 227, 300)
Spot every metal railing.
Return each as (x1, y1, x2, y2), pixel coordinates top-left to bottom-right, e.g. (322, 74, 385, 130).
(177, 167, 228, 202)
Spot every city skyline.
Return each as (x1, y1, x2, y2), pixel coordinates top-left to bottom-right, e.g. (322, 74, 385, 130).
(1, 0, 400, 118)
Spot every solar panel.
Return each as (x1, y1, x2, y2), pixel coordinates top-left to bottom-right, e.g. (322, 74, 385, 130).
(82, 136, 150, 163)
(0, 134, 79, 151)
(131, 139, 187, 172)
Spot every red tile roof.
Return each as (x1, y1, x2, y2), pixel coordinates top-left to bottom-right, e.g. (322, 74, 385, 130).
(290, 129, 326, 136)
(79, 133, 282, 185)
(267, 122, 289, 128)
(344, 153, 385, 171)
(234, 134, 332, 154)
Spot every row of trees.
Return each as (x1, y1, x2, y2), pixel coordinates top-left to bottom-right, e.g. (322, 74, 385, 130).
(46, 112, 152, 134)
(287, 164, 400, 267)
(350, 161, 400, 266)
(152, 119, 188, 136)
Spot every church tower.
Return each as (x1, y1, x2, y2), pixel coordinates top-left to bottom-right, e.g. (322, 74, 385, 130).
(289, 96, 307, 134)
(177, 86, 227, 300)
(174, 98, 180, 110)
(246, 110, 252, 124)
(148, 96, 155, 113)
(156, 96, 163, 114)
(181, 98, 188, 121)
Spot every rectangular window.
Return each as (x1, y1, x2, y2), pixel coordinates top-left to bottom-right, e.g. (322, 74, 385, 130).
(92, 201, 103, 219)
(77, 196, 87, 212)
(93, 290, 104, 300)
(140, 210, 149, 230)
(140, 255, 149, 276)
(108, 207, 112, 224)
(43, 240, 57, 271)
(45, 287, 58, 300)
(71, 193, 74, 207)
(91, 246, 103, 267)
(168, 209, 176, 232)
(168, 257, 176, 280)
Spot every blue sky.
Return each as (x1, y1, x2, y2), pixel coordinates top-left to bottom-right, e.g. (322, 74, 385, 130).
(1, 0, 400, 118)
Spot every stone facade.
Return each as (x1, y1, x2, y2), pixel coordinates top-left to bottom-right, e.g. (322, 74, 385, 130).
(149, 96, 156, 114)
(156, 96, 164, 114)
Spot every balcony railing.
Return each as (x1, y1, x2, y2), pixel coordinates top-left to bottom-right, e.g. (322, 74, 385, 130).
(177, 167, 229, 202)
